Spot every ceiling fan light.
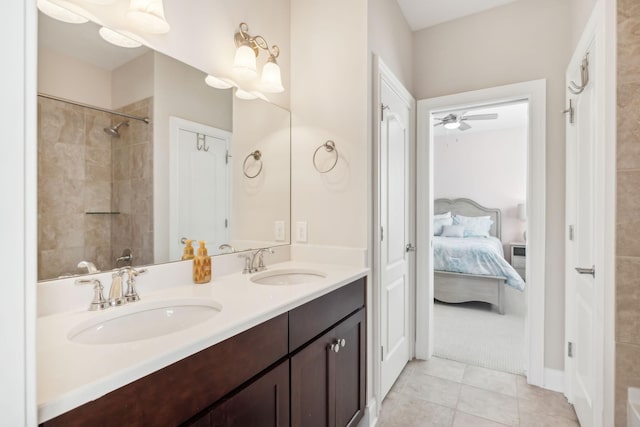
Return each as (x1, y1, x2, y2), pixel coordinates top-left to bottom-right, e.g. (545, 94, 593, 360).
(99, 27, 143, 48)
(127, 0, 170, 34)
(37, 0, 89, 24)
(444, 122, 460, 130)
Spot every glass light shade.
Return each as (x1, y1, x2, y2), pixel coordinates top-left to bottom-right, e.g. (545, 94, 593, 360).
(260, 57, 284, 93)
(127, 0, 170, 34)
(232, 44, 258, 80)
(37, 0, 89, 24)
(444, 121, 460, 130)
(84, 0, 117, 4)
(235, 88, 257, 100)
(99, 27, 142, 48)
(204, 75, 236, 90)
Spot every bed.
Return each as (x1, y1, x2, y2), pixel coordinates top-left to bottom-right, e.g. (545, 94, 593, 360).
(433, 198, 525, 314)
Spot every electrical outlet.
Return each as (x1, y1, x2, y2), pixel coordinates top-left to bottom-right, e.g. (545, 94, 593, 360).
(296, 221, 308, 243)
(274, 221, 285, 241)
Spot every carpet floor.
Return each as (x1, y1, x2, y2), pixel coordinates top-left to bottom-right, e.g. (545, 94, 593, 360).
(434, 298, 527, 375)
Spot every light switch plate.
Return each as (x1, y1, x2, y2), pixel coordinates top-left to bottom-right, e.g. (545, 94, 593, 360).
(274, 221, 285, 241)
(296, 221, 307, 243)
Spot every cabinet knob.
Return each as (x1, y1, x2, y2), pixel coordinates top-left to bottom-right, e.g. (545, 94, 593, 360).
(339, 338, 346, 348)
(330, 342, 340, 353)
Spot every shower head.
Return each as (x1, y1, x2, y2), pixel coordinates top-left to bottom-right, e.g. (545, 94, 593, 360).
(104, 121, 129, 138)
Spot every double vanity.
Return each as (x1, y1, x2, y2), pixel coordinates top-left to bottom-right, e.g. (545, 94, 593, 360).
(37, 257, 368, 426)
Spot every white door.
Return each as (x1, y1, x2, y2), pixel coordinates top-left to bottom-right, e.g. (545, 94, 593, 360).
(380, 77, 411, 399)
(170, 118, 231, 259)
(565, 4, 605, 426)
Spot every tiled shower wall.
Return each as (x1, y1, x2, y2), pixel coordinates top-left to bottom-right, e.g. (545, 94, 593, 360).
(615, 0, 640, 425)
(37, 97, 153, 280)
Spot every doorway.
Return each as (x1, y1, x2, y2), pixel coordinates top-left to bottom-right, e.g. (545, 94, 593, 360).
(431, 101, 529, 374)
(416, 80, 547, 387)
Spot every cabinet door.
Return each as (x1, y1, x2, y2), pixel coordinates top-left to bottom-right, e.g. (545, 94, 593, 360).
(210, 360, 289, 427)
(291, 308, 366, 427)
(334, 309, 366, 427)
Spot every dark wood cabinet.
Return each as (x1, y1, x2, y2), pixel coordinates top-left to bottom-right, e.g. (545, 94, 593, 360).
(291, 308, 366, 427)
(42, 278, 366, 427)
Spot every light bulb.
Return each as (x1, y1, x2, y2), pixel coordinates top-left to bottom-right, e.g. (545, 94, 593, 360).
(99, 27, 142, 48)
(37, 0, 89, 24)
(260, 56, 284, 93)
(232, 43, 257, 81)
(444, 122, 461, 130)
(127, 0, 170, 34)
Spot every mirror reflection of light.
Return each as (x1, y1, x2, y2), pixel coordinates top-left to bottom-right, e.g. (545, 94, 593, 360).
(96, 325, 104, 331)
(166, 309, 175, 317)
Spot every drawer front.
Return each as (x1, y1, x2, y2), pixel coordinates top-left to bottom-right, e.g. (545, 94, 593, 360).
(289, 278, 365, 353)
(512, 255, 526, 268)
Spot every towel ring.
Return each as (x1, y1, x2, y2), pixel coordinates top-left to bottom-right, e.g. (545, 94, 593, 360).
(313, 140, 338, 173)
(243, 150, 263, 178)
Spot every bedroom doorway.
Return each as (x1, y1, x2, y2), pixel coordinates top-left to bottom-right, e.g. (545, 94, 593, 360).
(431, 101, 529, 375)
(416, 80, 547, 387)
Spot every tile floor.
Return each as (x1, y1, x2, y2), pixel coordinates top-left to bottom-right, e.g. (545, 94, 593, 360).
(377, 357, 579, 427)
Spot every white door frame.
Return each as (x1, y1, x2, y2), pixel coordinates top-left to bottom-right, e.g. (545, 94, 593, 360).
(372, 56, 416, 413)
(416, 80, 547, 387)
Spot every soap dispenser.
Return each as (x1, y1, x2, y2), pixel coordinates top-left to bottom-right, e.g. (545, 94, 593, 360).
(193, 240, 212, 284)
(182, 239, 195, 260)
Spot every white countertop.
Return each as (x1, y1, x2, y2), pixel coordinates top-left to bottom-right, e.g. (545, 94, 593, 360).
(37, 261, 368, 423)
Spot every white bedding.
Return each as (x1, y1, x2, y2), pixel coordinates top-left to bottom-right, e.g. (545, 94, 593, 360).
(433, 236, 526, 291)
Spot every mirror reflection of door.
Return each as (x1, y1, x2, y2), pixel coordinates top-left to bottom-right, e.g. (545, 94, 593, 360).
(170, 117, 231, 260)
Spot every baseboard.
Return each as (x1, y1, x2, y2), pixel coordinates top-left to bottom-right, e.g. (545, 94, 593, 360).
(544, 368, 565, 393)
(357, 398, 378, 427)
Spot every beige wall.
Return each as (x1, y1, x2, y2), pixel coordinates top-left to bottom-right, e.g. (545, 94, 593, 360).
(290, 0, 369, 249)
(153, 52, 233, 262)
(412, 0, 571, 370)
(615, 1, 640, 425)
(38, 47, 112, 108)
(569, 0, 597, 51)
(368, 0, 413, 92)
(111, 51, 154, 110)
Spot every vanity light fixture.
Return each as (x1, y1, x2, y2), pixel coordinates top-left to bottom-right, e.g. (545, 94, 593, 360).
(232, 22, 284, 94)
(37, 0, 89, 24)
(83, 0, 117, 4)
(127, 0, 170, 34)
(204, 75, 236, 90)
(99, 27, 142, 48)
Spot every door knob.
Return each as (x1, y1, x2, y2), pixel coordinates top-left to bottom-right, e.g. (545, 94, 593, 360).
(405, 244, 416, 253)
(575, 266, 595, 278)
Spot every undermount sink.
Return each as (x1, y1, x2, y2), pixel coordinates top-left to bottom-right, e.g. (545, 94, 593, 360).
(68, 298, 222, 345)
(250, 268, 327, 286)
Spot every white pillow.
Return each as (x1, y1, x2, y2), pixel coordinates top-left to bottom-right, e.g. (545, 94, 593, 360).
(434, 211, 451, 220)
(441, 225, 464, 237)
(433, 216, 453, 236)
(453, 215, 493, 238)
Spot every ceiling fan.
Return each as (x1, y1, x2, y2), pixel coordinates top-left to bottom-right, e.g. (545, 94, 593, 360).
(434, 112, 498, 131)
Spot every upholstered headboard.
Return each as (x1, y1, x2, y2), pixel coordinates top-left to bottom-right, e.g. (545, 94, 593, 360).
(434, 198, 502, 240)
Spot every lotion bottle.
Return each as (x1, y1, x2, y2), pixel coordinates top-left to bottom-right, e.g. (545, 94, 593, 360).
(193, 240, 211, 284)
(182, 239, 195, 260)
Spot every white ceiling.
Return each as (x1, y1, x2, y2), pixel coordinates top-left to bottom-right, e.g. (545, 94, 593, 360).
(433, 101, 528, 136)
(396, 0, 520, 31)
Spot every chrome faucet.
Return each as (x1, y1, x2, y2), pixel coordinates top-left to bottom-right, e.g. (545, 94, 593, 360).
(75, 278, 110, 311)
(109, 266, 147, 305)
(239, 248, 274, 274)
(77, 260, 99, 274)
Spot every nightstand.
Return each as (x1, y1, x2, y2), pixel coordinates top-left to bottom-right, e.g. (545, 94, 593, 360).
(510, 242, 526, 280)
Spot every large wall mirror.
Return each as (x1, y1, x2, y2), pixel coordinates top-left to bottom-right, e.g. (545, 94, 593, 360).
(37, 13, 291, 281)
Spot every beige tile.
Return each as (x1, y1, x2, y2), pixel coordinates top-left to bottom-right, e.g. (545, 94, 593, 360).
(457, 385, 518, 426)
(85, 145, 111, 183)
(39, 246, 84, 280)
(39, 213, 84, 251)
(39, 141, 85, 181)
(616, 171, 640, 257)
(452, 411, 508, 427)
(462, 365, 518, 397)
(519, 410, 580, 427)
(378, 391, 455, 427)
(517, 378, 577, 421)
(112, 146, 131, 180)
(39, 176, 85, 215)
(615, 342, 640, 427)
(618, 0, 640, 84)
(410, 357, 467, 383)
(85, 110, 112, 147)
(39, 100, 85, 145)
(397, 370, 461, 409)
(617, 82, 640, 170)
(84, 180, 111, 213)
(616, 257, 640, 344)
